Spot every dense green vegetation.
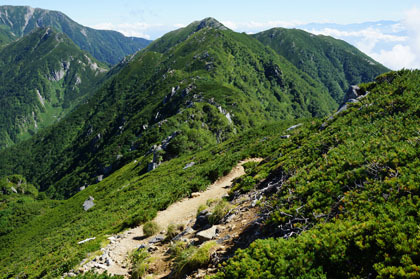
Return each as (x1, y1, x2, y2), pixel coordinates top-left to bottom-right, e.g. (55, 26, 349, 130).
(0, 119, 297, 278)
(0, 5, 150, 64)
(214, 70, 420, 278)
(0, 14, 399, 278)
(0, 19, 339, 199)
(0, 27, 107, 148)
(254, 28, 389, 103)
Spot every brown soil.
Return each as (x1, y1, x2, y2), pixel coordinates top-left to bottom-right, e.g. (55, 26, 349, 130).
(80, 158, 263, 278)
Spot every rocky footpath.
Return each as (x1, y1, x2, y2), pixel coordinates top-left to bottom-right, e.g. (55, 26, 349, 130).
(63, 158, 274, 278)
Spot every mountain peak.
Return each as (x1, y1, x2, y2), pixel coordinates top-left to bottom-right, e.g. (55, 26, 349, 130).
(195, 17, 228, 31)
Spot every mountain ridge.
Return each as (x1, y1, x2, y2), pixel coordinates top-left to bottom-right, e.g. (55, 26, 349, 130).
(0, 19, 338, 198)
(253, 27, 389, 103)
(0, 5, 151, 64)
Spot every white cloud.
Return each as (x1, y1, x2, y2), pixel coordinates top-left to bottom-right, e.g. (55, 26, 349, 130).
(306, 27, 407, 54)
(403, 7, 420, 68)
(221, 20, 303, 32)
(370, 44, 416, 69)
(304, 17, 420, 70)
(91, 22, 166, 39)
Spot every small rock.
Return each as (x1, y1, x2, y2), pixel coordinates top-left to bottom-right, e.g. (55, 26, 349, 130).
(94, 263, 107, 269)
(193, 210, 211, 230)
(78, 237, 96, 244)
(286, 123, 302, 131)
(217, 235, 231, 244)
(148, 245, 159, 252)
(149, 235, 164, 244)
(196, 226, 218, 242)
(183, 162, 195, 169)
(138, 244, 149, 250)
(83, 196, 95, 211)
(191, 192, 200, 198)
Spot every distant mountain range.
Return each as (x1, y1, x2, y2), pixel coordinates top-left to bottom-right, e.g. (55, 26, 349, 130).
(0, 5, 151, 64)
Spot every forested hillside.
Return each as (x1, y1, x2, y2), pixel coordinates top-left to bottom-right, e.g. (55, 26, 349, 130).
(0, 27, 107, 148)
(0, 18, 337, 199)
(215, 70, 420, 278)
(254, 28, 389, 103)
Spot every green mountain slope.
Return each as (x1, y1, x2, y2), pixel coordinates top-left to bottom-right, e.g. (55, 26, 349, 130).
(0, 27, 108, 149)
(0, 68, 417, 278)
(215, 70, 420, 278)
(0, 5, 151, 64)
(0, 119, 296, 278)
(253, 28, 389, 103)
(0, 18, 337, 199)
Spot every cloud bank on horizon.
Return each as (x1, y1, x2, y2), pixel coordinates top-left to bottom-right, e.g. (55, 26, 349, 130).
(92, 7, 420, 70)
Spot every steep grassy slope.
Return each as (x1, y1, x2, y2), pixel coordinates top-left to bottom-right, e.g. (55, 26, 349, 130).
(0, 27, 108, 149)
(0, 19, 337, 199)
(0, 5, 150, 64)
(215, 70, 420, 278)
(254, 28, 389, 103)
(0, 120, 297, 278)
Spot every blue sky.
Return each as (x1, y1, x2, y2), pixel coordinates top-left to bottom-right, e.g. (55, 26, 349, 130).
(2, 0, 418, 36)
(1, 0, 420, 69)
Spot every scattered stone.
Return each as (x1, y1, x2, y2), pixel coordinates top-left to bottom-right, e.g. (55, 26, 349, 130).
(93, 263, 107, 269)
(79, 186, 86, 191)
(223, 214, 235, 223)
(148, 245, 159, 252)
(286, 123, 303, 131)
(78, 237, 96, 244)
(97, 175, 103, 182)
(183, 162, 195, 169)
(281, 135, 291, 139)
(105, 257, 112, 266)
(196, 226, 218, 242)
(138, 244, 149, 250)
(149, 235, 165, 244)
(83, 196, 95, 211)
(193, 210, 211, 230)
(217, 235, 231, 244)
(191, 192, 200, 198)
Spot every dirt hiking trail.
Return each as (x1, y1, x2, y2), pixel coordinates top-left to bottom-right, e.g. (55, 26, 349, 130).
(81, 158, 262, 277)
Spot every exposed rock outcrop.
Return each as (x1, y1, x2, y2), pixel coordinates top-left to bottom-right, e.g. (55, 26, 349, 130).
(83, 196, 95, 211)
